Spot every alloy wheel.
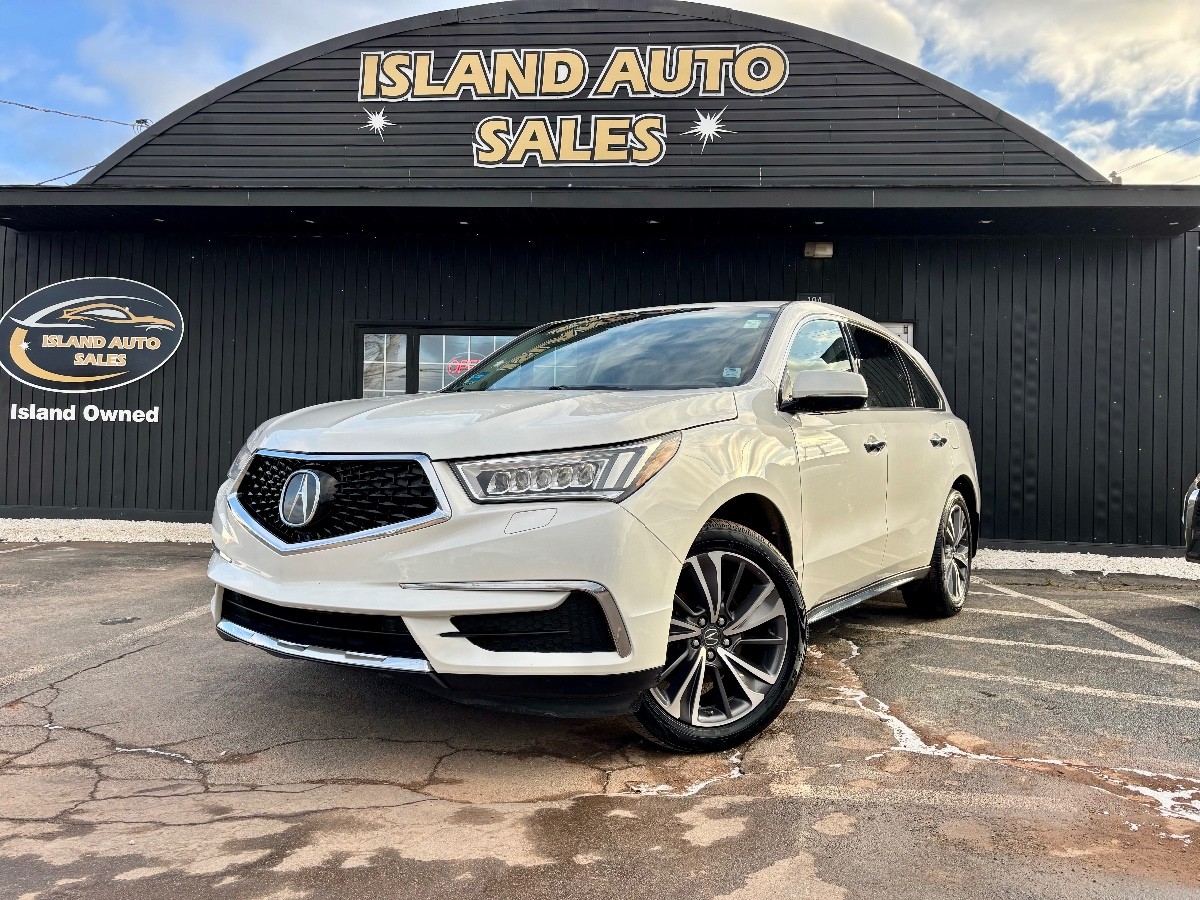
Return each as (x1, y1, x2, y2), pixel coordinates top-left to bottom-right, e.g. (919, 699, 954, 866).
(942, 503, 971, 603)
(649, 550, 789, 727)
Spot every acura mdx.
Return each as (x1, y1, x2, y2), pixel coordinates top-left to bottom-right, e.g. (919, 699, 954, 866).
(210, 302, 979, 750)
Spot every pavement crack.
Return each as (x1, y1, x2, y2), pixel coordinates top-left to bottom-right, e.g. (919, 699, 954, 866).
(821, 627, 1200, 826)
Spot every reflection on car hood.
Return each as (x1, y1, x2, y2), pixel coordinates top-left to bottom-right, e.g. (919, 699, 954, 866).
(261, 390, 738, 458)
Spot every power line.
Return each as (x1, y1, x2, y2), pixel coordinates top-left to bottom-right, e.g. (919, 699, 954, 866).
(0, 98, 150, 130)
(1177, 172, 1200, 184)
(1111, 135, 1200, 176)
(36, 164, 98, 185)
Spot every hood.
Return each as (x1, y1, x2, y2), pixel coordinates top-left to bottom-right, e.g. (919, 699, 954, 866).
(262, 389, 738, 458)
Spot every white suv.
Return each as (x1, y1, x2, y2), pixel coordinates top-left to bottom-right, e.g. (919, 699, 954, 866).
(210, 302, 979, 750)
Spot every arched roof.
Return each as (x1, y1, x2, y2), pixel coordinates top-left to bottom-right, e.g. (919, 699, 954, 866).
(84, 0, 1105, 188)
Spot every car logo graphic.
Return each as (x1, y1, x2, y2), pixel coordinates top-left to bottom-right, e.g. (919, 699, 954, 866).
(279, 470, 324, 528)
(58, 301, 177, 331)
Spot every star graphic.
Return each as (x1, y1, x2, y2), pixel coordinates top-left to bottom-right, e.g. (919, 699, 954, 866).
(683, 107, 735, 152)
(19, 341, 29, 350)
(360, 107, 397, 142)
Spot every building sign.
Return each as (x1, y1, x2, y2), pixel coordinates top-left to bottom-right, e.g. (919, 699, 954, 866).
(356, 44, 789, 167)
(446, 355, 483, 376)
(0, 277, 184, 393)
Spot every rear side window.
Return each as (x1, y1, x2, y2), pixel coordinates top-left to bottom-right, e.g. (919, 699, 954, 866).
(850, 327, 913, 408)
(902, 353, 943, 409)
(780, 318, 852, 398)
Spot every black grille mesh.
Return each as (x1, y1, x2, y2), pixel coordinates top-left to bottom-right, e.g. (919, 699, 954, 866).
(222, 591, 425, 660)
(235, 453, 439, 544)
(450, 592, 616, 653)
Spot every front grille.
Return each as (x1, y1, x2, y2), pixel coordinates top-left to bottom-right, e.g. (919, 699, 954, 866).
(450, 592, 616, 653)
(235, 453, 439, 545)
(221, 590, 425, 660)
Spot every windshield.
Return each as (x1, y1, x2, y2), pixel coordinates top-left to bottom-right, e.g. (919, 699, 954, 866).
(445, 306, 780, 392)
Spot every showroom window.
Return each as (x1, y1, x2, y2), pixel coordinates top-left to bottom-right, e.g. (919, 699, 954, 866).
(361, 330, 518, 397)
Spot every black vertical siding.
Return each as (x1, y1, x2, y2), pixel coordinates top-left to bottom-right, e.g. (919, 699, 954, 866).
(0, 225, 1197, 545)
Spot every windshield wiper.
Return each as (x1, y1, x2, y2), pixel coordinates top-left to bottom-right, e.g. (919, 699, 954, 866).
(547, 384, 638, 391)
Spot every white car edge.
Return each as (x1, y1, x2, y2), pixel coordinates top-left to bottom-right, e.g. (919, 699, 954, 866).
(209, 301, 979, 751)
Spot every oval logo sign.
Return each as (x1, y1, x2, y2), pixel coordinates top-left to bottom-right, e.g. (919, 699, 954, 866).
(0, 277, 184, 393)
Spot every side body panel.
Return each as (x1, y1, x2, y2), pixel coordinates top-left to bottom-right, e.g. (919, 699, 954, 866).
(789, 411, 889, 602)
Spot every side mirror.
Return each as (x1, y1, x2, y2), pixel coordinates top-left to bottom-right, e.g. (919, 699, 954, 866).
(782, 370, 868, 414)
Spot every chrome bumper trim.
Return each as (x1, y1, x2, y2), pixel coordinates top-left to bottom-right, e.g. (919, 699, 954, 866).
(227, 451, 452, 555)
(216, 618, 432, 674)
(401, 580, 634, 659)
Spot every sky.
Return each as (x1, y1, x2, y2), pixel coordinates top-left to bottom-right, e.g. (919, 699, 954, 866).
(1, 0, 1198, 185)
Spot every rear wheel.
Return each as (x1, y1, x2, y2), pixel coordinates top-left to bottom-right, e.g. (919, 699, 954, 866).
(632, 519, 806, 752)
(902, 489, 972, 618)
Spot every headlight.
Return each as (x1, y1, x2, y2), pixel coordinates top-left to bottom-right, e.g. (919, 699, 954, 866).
(227, 421, 273, 482)
(452, 433, 681, 503)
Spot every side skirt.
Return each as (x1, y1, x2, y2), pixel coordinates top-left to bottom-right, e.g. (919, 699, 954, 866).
(807, 567, 930, 624)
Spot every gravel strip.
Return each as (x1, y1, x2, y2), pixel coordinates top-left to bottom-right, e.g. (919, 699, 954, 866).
(975, 548, 1198, 581)
(0, 518, 210, 543)
(0, 518, 1194, 580)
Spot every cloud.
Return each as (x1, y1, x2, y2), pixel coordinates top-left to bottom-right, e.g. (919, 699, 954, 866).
(1058, 119, 1200, 184)
(75, 17, 242, 118)
(894, 0, 1200, 119)
(724, 0, 924, 64)
(51, 74, 111, 108)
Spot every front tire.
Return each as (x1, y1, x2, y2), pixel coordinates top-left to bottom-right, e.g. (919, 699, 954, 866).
(902, 489, 972, 618)
(632, 519, 807, 753)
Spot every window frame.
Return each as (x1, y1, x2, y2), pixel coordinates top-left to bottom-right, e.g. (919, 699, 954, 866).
(352, 322, 533, 398)
(775, 314, 857, 410)
(846, 323, 919, 411)
(895, 343, 947, 411)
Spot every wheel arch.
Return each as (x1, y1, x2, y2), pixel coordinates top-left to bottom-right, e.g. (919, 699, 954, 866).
(951, 474, 980, 556)
(708, 492, 794, 567)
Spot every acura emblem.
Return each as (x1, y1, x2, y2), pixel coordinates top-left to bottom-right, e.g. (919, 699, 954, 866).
(279, 469, 325, 528)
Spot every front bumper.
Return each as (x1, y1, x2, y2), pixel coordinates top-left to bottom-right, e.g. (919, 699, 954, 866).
(1185, 478, 1200, 563)
(209, 458, 681, 700)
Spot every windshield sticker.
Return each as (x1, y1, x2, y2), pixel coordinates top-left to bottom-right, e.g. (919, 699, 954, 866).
(465, 371, 489, 383)
(742, 319, 763, 329)
(723, 367, 742, 379)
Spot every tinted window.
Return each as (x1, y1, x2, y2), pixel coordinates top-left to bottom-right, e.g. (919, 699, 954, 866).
(902, 352, 943, 409)
(447, 306, 779, 391)
(781, 319, 851, 397)
(851, 327, 913, 408)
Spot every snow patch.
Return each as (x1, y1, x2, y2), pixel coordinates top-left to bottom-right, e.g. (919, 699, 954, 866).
(115, 746, 195, 765)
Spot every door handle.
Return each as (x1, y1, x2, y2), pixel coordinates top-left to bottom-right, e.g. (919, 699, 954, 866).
(864, 440, 887, 453)
(930, 435, 948, 447)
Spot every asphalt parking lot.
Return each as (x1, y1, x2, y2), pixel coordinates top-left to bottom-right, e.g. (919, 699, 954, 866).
(1, 543, 1197, 899)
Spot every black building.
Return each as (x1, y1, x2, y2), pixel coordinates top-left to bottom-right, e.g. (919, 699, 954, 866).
(1, 0, 1198, 548)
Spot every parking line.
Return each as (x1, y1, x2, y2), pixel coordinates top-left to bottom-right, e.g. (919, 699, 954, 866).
(0, 545, 34, 555)
(0, 604, 209, 692)
(968, 608, 1082, 623)
(974, 578, 1198, 666)
(914, 665, 1200, 710)
(1120, 590, 1200, 613)
(852, 623, 1197, 667)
